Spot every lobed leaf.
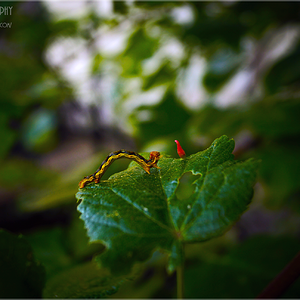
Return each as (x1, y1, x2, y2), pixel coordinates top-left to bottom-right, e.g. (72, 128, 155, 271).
(76, 135, 259, 274)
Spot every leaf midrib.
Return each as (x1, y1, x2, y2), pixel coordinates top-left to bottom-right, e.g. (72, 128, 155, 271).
(109, 176, 175, 235)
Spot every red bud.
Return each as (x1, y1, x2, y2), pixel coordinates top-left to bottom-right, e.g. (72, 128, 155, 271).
(175, 140, 186, 158)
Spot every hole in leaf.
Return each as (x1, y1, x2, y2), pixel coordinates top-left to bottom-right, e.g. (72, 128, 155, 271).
(176, 172, 200, 201)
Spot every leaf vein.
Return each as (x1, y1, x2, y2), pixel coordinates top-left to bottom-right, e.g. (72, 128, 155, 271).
(109, 186, 173, 234)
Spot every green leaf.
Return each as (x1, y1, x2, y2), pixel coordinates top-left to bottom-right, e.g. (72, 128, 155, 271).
(43, 261, 132, 298)
(0, 229, 45, 298)
(76, 136, 259, 275)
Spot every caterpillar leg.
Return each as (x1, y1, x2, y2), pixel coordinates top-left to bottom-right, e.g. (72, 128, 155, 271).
(142, 166, 151, 174)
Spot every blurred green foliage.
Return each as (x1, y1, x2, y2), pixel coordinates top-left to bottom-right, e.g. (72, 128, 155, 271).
(43, 261, 129, 298)
(184, 235, 300, 298)
(0, 229, 45, 298)
(0, 1, 300, 298)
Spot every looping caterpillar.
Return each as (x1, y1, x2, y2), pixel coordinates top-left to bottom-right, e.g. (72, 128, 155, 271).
(79, 150, 161, 188)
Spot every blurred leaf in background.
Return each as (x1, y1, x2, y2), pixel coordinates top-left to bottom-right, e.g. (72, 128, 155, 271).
(184, 235, 300, 298)
(0, 229, 45, 298)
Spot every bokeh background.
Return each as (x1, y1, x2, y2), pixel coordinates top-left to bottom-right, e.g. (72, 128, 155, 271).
(1, 1, 300, 298)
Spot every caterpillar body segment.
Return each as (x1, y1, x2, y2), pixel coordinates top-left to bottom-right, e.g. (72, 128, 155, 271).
(79, 150, 161, 188)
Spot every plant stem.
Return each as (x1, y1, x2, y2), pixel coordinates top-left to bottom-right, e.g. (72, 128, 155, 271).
(177, 263, 184, 299)
(176, 242, 185, 299)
